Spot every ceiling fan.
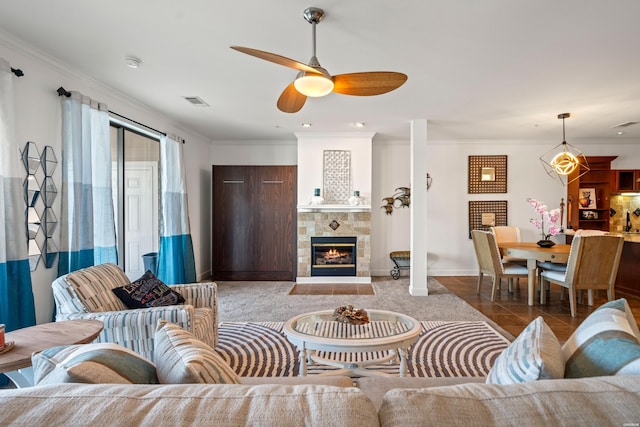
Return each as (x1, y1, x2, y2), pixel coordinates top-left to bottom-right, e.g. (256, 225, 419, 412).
(231, 7, 408, 113)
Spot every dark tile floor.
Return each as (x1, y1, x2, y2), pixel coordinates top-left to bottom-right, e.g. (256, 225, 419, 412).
(435, 276, 640, 342)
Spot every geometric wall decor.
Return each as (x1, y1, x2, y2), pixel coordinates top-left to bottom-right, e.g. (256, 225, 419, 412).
(468, 155, 507, 193)
(468, 200, 508, 238)
(21, 142, 58, 270)
(323, 150, 351, 203)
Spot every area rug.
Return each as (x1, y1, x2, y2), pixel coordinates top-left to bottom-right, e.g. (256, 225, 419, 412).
(216, 321, 510, 377)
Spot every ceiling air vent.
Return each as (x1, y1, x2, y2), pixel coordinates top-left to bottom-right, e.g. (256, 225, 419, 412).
(183, 96, 210, 107)
(612, 121, 639, 128)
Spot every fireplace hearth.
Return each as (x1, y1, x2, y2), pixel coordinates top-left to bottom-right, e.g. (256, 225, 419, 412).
(311, 236, 357, 277)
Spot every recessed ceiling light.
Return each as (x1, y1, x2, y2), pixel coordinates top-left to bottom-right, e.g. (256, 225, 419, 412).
(301, 123, 312, 128)
(124, 56, 142, 69)
(354, 122, 365, 128)
(617, 131, 624, 135)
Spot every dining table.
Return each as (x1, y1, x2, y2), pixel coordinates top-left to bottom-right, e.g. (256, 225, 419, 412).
(498, 242, 571, 306)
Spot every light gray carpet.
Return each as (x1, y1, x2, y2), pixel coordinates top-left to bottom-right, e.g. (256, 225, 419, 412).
(216, 277, 513, 340)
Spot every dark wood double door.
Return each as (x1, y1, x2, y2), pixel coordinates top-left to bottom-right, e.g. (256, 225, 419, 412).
(212, 165, 297, 280)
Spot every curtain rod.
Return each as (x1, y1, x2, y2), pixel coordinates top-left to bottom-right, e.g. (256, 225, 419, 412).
(56, 86, 185, 144)
(108, 110, 168, 138)
(11, 67, 24, 77)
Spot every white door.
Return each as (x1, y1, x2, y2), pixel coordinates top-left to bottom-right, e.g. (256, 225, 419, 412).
(124, 161, 158, 280)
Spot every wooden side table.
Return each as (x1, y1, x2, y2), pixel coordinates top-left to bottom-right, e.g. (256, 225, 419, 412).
(0, 320, 103, 387)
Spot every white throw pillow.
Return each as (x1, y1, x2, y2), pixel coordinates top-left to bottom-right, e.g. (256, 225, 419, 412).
(154, 320, 241, 384)
(32, 342, 158, 385)
(486, 316, 564, 384)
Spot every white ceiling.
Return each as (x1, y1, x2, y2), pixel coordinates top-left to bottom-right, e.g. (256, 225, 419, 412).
(1, 0, 639, 142)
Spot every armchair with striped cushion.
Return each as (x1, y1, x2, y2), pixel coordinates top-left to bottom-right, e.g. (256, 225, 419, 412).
(52, 263, 218, 362)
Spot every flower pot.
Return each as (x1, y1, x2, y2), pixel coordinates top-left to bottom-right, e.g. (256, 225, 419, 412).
(537, 240, 555, 248)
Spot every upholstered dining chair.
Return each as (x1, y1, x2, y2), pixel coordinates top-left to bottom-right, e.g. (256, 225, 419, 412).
(537, 229, 608, 298)
(52, 263, 218, 361)
(471, 230, 528, 301)
(539, 234, 624, 317)
(490, 226, 525, 264)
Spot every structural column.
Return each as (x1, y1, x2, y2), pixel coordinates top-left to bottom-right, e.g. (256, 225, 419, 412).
(410, 119, 428, 296)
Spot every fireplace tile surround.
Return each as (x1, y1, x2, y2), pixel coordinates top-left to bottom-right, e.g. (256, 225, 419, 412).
(297, 210, 371, 282)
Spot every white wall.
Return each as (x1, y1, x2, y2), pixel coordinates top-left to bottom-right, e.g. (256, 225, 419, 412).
(208, 136, 640, 277)
(295, 133, 374, 205)
(1, 40, 212, 324)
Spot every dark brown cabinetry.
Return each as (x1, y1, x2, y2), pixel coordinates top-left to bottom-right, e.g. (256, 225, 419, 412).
(212, 165, 297, 280)
(567, 156, 617, 232)
(615, 241, 640, 298)
(612, 170, 640, 193)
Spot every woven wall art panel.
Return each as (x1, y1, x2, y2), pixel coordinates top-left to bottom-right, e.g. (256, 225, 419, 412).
(468, 200, 508, 238)
(323, 150, 351, 203)
(468, 155, 507, 193)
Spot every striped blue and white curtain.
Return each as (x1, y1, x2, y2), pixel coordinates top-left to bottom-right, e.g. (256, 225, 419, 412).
(58, 92, 118, 276)
(157, 134, 196, 284)
(0, 58, 36, 331)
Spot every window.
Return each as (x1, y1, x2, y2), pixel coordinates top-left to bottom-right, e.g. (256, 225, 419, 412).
(110, 124, 160, 280)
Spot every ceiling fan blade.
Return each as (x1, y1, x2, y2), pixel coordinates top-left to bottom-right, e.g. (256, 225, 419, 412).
(230, 46, 322, 74)
(332, 72, 408, 96)
(277, 82, 307, 113)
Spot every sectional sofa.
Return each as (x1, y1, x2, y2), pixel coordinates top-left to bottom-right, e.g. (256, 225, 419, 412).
(1, 375, 639, 426)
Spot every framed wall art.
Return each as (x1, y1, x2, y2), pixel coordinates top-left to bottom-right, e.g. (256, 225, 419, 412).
(468, 155, 507, 193)
(578, 187, 597, 209)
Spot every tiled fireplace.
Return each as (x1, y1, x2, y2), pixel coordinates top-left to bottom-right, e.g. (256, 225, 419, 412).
(297, 209, 371, 281)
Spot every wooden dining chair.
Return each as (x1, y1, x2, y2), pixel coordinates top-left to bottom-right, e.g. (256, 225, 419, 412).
(539, 234, 624, 317)
(471, 230, 528, 301)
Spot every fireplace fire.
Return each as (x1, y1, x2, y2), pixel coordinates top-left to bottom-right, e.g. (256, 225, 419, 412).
(311, 236, 357, 276)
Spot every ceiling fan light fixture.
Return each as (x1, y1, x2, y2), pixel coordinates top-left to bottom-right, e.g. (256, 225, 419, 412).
(539, 113, 589, 186)
(294, 73, 334, 97)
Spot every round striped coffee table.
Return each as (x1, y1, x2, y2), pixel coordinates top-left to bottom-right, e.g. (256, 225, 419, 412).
(283, 309, 422, 377)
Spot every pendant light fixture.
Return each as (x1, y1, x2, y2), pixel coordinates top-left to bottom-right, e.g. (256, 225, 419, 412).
(539, 113, 589, 186)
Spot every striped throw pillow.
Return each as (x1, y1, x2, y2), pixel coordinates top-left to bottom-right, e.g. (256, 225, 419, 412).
(486, 316, 564, 384)
(563, 298, 640, 378)
(154, 320, 241, 384)
(32, 343, 158, 385)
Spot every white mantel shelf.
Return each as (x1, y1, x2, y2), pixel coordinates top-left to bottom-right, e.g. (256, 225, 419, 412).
(297, 204, 372, 213)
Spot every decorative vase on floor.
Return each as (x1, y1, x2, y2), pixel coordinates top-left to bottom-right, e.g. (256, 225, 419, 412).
(537, 239, 555, 248)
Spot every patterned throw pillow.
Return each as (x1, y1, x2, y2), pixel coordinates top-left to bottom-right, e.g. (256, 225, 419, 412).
(486, 316, 564, 384)
(563, 298, 640, 378)
(154, 320, 241, 384)
(112, 270, 185, 309)
(32, 343, 158, 385)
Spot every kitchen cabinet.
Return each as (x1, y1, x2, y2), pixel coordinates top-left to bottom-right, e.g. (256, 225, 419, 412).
(612, 170, 640, 193)
(567, 156, 617, 232)
(615, 240, 640, 298)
